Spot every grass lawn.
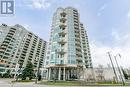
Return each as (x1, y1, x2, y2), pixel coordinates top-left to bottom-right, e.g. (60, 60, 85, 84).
(40, 81, 130, 86)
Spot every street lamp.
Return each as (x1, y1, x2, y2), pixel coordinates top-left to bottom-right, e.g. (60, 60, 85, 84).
(107, 52, 118, 83)
(114, 54, 125, 85)
(11, 63, 20, 87)
(14, 63, 20, 81)
(35, 56, 40, 84)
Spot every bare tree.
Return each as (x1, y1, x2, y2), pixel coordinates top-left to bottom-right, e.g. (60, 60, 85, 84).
(77, 65, 83, 81)
(96, 64, 105, 82)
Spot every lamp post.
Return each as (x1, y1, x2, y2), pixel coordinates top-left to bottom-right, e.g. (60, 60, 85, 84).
(14, 63, 20, 81)
(11, 63, 19, 87)
(35, 56, 40, 84)
(107, 52, 118, 83)
(114, 54, 125, 85)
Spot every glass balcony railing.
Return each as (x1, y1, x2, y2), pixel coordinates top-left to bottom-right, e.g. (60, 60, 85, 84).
(58, 30, 66, 36)
(60, 17, 66, 23)
(76, 57, 82, 61)
(58, 38, 66, 45)
(76, 51, 82, 57)
(57, 49, 66, 55)
(59, 23, 66, 29)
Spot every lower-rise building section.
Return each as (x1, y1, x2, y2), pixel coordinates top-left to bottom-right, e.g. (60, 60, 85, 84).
(47, 67, 78, 80)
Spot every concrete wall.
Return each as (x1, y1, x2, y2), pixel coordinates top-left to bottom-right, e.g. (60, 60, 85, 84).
(83, 68, 125, 82)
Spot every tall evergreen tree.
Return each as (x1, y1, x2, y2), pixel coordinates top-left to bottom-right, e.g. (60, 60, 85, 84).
(21, 62, 34, 80)
(3, 69, 11, 78)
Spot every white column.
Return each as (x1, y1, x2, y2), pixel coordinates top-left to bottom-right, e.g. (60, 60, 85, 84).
(48, 68, 51, 80)
(46, 69, 48, 80)
(68, 70, 69, 80)
(63, 67, 66, 81)
(58, 67, 61, 80)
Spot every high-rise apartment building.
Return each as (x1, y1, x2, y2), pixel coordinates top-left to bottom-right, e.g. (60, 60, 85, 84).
(44, 7, 93, 81)
(0, 24, 47, 74)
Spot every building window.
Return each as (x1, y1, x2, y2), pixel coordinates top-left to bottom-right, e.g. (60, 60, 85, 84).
(60, 60, 64, 64)
(46, 61, 49, 65)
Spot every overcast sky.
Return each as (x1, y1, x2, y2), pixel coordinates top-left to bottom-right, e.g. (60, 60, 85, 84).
(0, 0, 130, 68)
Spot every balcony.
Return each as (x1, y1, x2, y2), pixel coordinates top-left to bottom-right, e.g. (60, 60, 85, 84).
(0, 59, 6, 64)
(73, 9, 78, 13)
(0, 45, 7, 51)
(57, 49, 66, 55)
(2, 42, 9, 45)
(8, 32, 14, 36)
(74, 29, 80, 34)
(5, 37, 11, 41)
(58, 39, 66, 45)
(59, 23, 66, 29)
(76, 47, 81, 52)
(1, 44, 8, 48)
(60, 12, 66, 17)
(75, 41, 80, 45)
(9, 29, 15, 33)
(74, 25, 79, 29)
(75, 37, 80, 41)
(58, 30, 66, 36)
(6, 35, 12, 38)
(77, 61, 84, 67)
(74, 14, 78, 18)
(3, 55, 9, 59)
(76, 46, 81, 50)
(0, 48, 5, 52)
(77, 63, 84, 67)
(60, 17, 66, 23)
(74, 22, 79, 26)
(19, 59, 24, 63)
(74, 21, 78, 25)
(10, 28, 16, 31)
(76, 51, 82, 57)
(75, 34, 80, 38)
(74, 16, 78, 20)
(74, 28, 79, 32)
(76, 57, 82, 61)
(75, 32, 80, 36)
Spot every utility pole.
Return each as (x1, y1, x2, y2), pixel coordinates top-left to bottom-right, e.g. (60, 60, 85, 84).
(114, 54, 125, 85)
(107, 52, 118, 83)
